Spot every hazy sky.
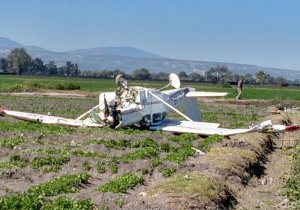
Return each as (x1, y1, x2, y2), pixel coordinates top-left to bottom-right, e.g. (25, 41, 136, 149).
(0, 0, 300, 70)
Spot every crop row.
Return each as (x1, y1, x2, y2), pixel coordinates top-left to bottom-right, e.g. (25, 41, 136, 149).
(0, 172, 91, 210)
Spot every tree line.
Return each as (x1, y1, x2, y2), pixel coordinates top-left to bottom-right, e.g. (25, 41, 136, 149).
(0, 48, 80, 76)
(0, 48, 298, 85)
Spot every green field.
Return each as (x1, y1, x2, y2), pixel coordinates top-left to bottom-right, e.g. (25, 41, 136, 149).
(1, 75, 300, 101)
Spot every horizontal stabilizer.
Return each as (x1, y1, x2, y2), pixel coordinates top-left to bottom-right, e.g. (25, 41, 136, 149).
(186, 92, 227, 97)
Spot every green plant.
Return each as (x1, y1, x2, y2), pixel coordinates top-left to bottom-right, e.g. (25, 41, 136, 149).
(151, 157, 162, 167)
(71, 150, 106, 158)
(198, 135, 224, 152)
(0, 155, 27, 169)
(97, 161, 106, 173)
(141, 168, 149, 175)
(109, 159, 118, 174)
(160, 143, 171, 152)
(114, 198, 125, 208)
(31, 155, 69, 172)
(0, 136, 25, 148)
(130, 137, 158, 149)
(98, 173, 144, 193)
(0, 121, 74, 136)
(121, 147, 158, 162)
(100, 138, 130, 150)
(82, 160, 92, 171)
(99, 203, 109, 210)
(165, 146, 195, 164)
(161, 167, 176, 177)
(167, 133, 198, 143)
(56, 83, 80, 90)
(42, 196, 93, 210)
(0, 172, 90, 209)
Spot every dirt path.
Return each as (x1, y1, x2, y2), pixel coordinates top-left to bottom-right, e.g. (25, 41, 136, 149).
(236, 148, 292, 209)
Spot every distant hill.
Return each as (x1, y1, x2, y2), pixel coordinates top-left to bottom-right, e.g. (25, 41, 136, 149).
(1, 36, 300, 80)
(65, 47, 162, 59)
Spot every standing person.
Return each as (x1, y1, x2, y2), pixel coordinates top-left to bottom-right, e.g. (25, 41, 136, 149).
(236, 77, 244, 100)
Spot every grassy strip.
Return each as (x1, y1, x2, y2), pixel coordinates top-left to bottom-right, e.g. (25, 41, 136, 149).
(2, 75, 300, 100)
(0, 172, 90, 210)
(147, 172, 230, 209)
(98, 173, 144, 193)
(285, 143, 300, 207)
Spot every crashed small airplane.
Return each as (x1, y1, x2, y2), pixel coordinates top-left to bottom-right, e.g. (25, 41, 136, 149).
(1, 73, 299, 136)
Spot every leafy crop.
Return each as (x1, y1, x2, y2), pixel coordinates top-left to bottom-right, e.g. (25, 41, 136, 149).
(0, 121, 74, 136)
(121, 147, 158, 161)
(131, 137, 158, 149)
(92, 138, 130, 150)
(97, 161, 106, 173)
(71, 150, 106, 158)
(82, 160, 91, 171)
(0, 172, 90, 209)
(160, 143, 171, 152)
(167, 133, 198, 143)
(0, 136, 25, 148)
(161, 167, 176, 177)
(151, 157, 162, 167)
(42, 196, 93, 210)
(198, 135, 224, 152)
(0, 155, 27, 169)
(31, 155, 70, 172)
(98, 173, 144, 193)
(165, 146, 195, 164)
(108, 158, 118, 174)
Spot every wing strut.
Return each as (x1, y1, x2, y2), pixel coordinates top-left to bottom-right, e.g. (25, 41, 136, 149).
(149, 91, 193, 122)
(76, 104, 99, 120)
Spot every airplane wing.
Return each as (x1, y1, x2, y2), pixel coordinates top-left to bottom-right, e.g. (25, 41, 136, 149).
(186, 91, 228, 97)
(150, 120, 251, 136)
(1, 109, 102, 127)
(150, 120, 298, 136)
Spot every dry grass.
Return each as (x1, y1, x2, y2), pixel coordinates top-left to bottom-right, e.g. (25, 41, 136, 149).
(205, 147, 258, 177)
(147, 172, 231, 209)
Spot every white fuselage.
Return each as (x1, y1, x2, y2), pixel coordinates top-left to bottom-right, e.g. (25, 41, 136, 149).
(98, 86, 192, 128)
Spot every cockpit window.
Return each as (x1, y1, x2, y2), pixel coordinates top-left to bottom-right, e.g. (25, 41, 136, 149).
(152, 112, 167, 124)
(152, 113, 162, 123)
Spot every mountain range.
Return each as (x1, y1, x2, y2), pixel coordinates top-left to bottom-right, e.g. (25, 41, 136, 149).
(1, 37, 300, 80)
